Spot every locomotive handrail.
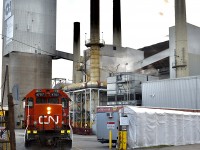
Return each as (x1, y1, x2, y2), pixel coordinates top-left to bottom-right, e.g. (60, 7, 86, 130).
(25, 105, 30, 131)
(69, 121, 73, 140)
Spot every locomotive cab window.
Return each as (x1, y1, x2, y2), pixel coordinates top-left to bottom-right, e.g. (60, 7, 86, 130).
(48, 98, 59, 104)
(27, 98, 33, 107)
(61, 98, 68, 108)
(36, 98, 46, 104)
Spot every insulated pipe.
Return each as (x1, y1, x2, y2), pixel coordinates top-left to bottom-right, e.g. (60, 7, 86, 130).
(174, 0, 189, 77)
(90, 0, 100, 82)
(73, 22, 82, 83)
(113, 0, 122, 47)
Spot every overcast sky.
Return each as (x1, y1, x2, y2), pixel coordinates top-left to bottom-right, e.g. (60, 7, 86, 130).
(1, 0, 200, 82)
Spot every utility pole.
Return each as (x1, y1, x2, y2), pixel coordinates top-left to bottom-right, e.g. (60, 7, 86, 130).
(6, 65, 16, 150)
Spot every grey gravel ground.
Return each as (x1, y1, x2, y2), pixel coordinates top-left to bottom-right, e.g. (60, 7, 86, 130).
(15, 129, 200, 150)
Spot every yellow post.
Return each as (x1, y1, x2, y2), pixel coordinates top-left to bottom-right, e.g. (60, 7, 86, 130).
(119, 131, 122, 150)
(118, 130, 127, 150)
(109, 130, 112, 149)
(122, 131, 127, 150)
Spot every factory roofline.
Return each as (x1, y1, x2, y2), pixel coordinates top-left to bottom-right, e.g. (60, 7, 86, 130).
(137, 40, 170, 72)
(139, 40, 169, 58)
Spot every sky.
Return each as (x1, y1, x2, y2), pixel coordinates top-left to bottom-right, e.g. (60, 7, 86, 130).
(1, 0, 200, 83)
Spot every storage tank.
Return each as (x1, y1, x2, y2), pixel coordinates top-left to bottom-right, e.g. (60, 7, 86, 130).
(2, 0, 56, 127)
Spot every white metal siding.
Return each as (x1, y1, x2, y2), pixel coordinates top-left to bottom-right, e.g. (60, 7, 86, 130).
(142, 76, 200, 109)
(197, 77, 200, 108)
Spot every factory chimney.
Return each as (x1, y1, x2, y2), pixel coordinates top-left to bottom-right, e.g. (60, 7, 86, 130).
(174, 0, 189, 77)
(86, 0, 101, 82)
(85, 0, 104, 82)
(113, 0, 122, 47)
(73, 22, 82, 83)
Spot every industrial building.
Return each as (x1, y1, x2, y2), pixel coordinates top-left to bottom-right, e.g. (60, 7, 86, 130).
(2, 0, 56, 127)
(65, 0, 200, 134)
(2, 0, 200, 133)
(107, 72, 158, 106)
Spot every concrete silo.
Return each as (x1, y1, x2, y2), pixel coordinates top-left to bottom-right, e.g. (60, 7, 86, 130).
(2, 0, 56, 127)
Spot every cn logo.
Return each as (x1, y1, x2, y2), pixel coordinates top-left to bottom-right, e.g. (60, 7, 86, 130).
(39, 116, 59, 124)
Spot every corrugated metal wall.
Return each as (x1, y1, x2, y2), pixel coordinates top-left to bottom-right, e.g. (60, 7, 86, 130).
(142, 76, 200, 109)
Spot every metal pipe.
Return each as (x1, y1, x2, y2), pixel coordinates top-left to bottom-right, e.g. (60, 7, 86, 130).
(81, 93, 82, 128)
(98, 89, 100, 106)
(72, 92, 75, 127)
(85, 89, 87, 127)
(90, 88, 92, 128)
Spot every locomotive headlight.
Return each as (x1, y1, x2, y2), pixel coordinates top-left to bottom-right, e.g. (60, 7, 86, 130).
(33, 130, 37, 134)
(47, 107, 51, 114)
(47, 107, 51, 111)
(27, 130, 31, 134)
(47, 111, 51, 114)
(61, 130, 65, 134)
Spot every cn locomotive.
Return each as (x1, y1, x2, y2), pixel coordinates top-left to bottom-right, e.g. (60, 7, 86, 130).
(23, 89, 72, 148)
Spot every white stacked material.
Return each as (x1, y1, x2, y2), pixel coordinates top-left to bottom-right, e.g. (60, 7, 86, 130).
(122, 106, 200, 149)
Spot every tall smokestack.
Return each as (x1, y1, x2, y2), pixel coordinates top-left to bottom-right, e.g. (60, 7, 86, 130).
(73, 22, 82, 83)
(113, 0, 122, 47)
(89, 0, 100, 82)
(174, 0, 189, 77)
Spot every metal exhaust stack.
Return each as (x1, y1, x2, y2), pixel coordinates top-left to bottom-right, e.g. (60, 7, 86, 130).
(113, 0, 122, 47)
(68, 0, 106, 134)
(73, 22, 82, 83)
(174, 0, 189, 77)
(88, 0, 100, 82)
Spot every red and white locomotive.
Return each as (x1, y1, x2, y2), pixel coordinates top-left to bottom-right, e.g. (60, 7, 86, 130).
(23, 89, 72, 148)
